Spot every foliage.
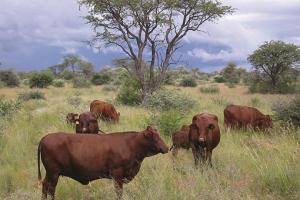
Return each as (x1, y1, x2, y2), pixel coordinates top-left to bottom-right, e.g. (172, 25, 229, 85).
(18, 91, 45, 101)
(272, 96, 300, 127)
(29, 71, 54, 88)
(248, 40, 300, 93)
(80, 0, 233, 98)
(179, 76, 197, 87)
(52, 79, 65, 88)
(60, 70, 74, 80)
(79, 60, 95, 78)
(200, 85, 220, 94)
(72, 76, 91, 88)
(0, 70, 20, 87)
(214, 75, 225, 83)
(91, 73, 111, 85)
(143, 89, 196, 114)
(0, 98, 22, 118)
(116, 78, 142, 105)
(102, 85, 118, 92)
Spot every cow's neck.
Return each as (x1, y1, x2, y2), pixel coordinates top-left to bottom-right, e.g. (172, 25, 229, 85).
(129, 133, 153, 162)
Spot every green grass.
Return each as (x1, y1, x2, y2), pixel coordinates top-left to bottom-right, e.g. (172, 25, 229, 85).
(0, 83, 299, 200)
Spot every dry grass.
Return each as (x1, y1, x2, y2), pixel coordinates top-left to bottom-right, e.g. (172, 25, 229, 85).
(0, 83, 299, 200)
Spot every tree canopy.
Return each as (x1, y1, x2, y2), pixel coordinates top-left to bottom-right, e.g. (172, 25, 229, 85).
(79, 0, 233, 97)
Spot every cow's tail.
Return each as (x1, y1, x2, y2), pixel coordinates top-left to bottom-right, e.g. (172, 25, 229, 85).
(37, 141, 42, 182)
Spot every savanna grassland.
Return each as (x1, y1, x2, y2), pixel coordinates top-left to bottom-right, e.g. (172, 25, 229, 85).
(0, 83, 299, 200)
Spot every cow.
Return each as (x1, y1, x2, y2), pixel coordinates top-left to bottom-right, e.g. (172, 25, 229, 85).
(37, 126, 168, 199)
(189, 113, 220, 167)
(90, 100, 120, 123)
(66, 113, 78, 125)
(170, 125, 190, 156)
(75, 112, 103, 134)
(224, 105, 273, 131)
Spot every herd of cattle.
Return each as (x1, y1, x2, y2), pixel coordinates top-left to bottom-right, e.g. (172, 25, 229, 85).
(37, 100, 273, 199)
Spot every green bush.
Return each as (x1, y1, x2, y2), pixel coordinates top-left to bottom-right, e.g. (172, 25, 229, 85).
(91, 73, 111, 85)
(200, 85, 220, 94)
(29, 72, 54, 88)
(214, 75, 225, 83)
(72, 76, 90, 88)
(272, 96, 300, 127)
(18, 91, 45, 101)
(53, 79, 65, 88)
(147, 110, 184, 137)
(143, 89, 196, 114)
(0, 70, 20, 87)
(0, 99, 22, 118)
(116, 78, 142, 105)
(60, 70, 74, 80)
(179, 76, 197, 87)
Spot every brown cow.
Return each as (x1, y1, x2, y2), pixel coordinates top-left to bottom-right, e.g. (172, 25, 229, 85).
(75, 112, 103, 134)
(37, 126, 168, 199)
(224, 105, 272, 131)
(66, 113, 78, 124)
(170, 125, 190, 156)
(189, 113, 220, 167)
(90, 100, 120, 123)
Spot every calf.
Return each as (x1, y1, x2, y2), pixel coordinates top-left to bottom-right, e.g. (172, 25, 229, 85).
(189, 113, 220, 167)
(75, 112, 101, 134)
(170, 125, 190, 156)
(224, 105, 272, 131)
(66, 113, 78, 125)
(90, 100, 120, 123)
(37, 126, 168, 199)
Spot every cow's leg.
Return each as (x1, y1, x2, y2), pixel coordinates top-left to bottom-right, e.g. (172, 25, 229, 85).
(192, 147, 200, 167)
(199, 147, 206, 165)
(48, 174, 59, 200)
(207, 149, 213, 167)
(42, 175, 50, 200)
(113, 179, 123, 200)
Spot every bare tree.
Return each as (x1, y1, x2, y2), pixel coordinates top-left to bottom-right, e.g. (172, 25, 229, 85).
(80, 0, 233, 98)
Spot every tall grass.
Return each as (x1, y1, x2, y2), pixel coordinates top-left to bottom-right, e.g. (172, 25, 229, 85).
(0, 84, 299, 199)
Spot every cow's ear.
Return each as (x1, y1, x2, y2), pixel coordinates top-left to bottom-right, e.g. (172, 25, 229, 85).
(74, 114, 79, 119)
(144, 128, 154, 138)
(208, 124, 215, 130)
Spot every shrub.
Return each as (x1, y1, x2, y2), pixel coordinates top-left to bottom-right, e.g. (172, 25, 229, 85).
(200, 85, 220, 94)
(60, 70, 74, 80)
(143, 89, 196, 114)
(179, 76, 197, 87)
(147, 110, 184, 137)
(0, 70, 20, 87)
(72, 76, 90, 88)
(214, 75, 225, 83)
(53, 79, 65, 88)
(0, 98, 22, 118)
(116, 78, 142, 105)
(91, 73, 111, 85)
(272, 96, 300, 127)
(18, 91, 45, 101)
(29, 72, 54, 88)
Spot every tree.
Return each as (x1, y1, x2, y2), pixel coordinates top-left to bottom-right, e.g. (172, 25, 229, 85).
(0, 70, 20, 87)
(61, 54, 82, 74)
(80, 0, 233, 98)
(29, 71, 54, 88)
(222, 62, 239, 84)
(79, 60, 95, 78)
(248, 41, 300, 92)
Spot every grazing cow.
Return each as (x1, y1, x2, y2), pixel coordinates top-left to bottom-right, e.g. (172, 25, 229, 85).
(170, 125, 190, 156)
(224, 105, 272, 131)
(37, 126, 168, 199)
(189, 113, 220, 167)
(66, 113, 78, 125)
(90, 100, 120, 123)
(75, 112, 102, 134)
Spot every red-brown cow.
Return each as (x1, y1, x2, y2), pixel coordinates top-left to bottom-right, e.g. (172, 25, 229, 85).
(90, 100, 120, 123)
(66, 113, 78, 125)
(37, 126, 168, 199)
(170, 125, 190, 156)
(75, 112, 103, 134)
(224, 105, 272, 131)
(189, 113, 220, 167)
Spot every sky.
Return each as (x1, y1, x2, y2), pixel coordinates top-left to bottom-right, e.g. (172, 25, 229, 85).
(0, 0, 300, 72)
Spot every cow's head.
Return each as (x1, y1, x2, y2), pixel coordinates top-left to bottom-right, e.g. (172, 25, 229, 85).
(78, 112, 99, 133)
(255, 115, 273, 130)
(143, 126, 168, 155)
(66, 113, 78, 124)
(189, 115, 215, 147)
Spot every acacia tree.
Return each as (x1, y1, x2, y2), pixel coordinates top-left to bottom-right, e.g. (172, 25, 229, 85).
(79, 0, 233, 98)
(248, 40, 300, 92)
